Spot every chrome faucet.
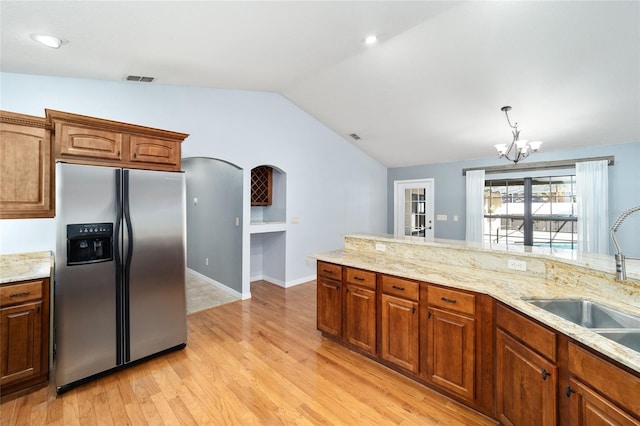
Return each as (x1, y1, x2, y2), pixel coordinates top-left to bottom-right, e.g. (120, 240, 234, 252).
(610, 205, 640, 280)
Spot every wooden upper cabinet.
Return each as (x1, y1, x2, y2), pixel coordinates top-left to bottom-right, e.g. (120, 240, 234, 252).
(46, 109, 187, 171)
(0, 111, 54, 219)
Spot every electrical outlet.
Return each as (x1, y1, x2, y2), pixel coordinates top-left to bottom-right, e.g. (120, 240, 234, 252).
(375, 243, 386, 252)
(436, 214, 448, 221)
(507, 259, 527, 271)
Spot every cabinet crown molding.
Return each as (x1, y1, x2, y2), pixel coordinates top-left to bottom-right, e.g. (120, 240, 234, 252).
(45, 109, 189, 141)
(0, 110, 51, 129)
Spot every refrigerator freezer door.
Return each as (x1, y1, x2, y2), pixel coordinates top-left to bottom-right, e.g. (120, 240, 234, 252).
(125, 169, 187, 362)
(55, 163, 119, 388)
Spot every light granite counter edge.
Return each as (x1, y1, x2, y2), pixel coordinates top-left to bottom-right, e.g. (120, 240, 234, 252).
(0, 251, 54, 284)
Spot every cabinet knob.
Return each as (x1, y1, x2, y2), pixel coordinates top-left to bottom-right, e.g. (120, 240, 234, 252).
(133, 152, 137, 158)
(541, 369, 551, 381)
(565, 386, 576, 398)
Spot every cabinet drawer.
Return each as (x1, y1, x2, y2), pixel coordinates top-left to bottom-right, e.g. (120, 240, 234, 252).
(382, 275, 419, 301)
(345, 268, 376, 290)
(317, 262, 342, 280)
(568, 343, 640, 418)
(496, 303, 557, 362)
(1, 280, 44, 306)
(428, 286, 475, 316)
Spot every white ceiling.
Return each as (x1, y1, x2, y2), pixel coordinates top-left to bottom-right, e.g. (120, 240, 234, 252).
(1, 1, 639, 167)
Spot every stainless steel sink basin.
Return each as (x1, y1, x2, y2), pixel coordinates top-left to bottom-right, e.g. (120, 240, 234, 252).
(525, 298, 640, 353)
(526, 299, 640, 329)
(596, 330, 640, 353)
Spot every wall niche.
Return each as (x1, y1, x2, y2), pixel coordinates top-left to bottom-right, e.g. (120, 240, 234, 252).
(250, 165, 286, 225)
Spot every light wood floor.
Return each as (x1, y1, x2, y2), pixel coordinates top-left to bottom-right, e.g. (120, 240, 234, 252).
(1, 280, 494, 425)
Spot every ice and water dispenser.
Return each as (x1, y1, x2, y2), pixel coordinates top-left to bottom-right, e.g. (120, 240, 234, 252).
(66, 223, 114, 265)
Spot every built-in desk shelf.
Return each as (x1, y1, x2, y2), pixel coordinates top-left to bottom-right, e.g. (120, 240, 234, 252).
(250, 221, 286, 234)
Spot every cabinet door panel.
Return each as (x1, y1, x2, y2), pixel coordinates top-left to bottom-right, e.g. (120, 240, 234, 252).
(57, 124, 123, 161)
(568, 378, 639, 426)
(381, 294, 419, 373)
(345, 284, 376, 355)
(317, 277, 342, 338)
(0, 115, 53, 218)
(426, 308, 475, 400)
(129, 135, 179, 166)
(496, 329, 557, 426)
(0, 301, 42, 385)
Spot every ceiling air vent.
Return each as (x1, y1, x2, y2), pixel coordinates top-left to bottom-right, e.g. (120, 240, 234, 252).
(349, 133, 362, 141)
(126, 75, 155, 83)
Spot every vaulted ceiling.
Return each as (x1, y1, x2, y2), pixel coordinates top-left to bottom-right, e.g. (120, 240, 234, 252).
(1, 1, 639, 167)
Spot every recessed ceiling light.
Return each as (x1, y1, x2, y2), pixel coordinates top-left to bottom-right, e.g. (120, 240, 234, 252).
(364, 35, 378, 45)
(29, 33, 68, 49)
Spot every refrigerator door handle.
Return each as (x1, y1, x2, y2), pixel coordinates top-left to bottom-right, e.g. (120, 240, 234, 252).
(114, 169, 124, 365)
(123, 169, 133, 362)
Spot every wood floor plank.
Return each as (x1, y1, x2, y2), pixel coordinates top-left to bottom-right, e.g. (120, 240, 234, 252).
(0, 280, 495, 425)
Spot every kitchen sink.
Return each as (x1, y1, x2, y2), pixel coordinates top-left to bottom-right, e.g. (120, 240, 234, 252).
(596, 330, 640, 353)
(525, 298, 640, 353)
(526, 299, 640, 329)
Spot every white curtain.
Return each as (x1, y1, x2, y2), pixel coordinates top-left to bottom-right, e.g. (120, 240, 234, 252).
(465, 170, 485, 243)
(576, 160, 609, 254)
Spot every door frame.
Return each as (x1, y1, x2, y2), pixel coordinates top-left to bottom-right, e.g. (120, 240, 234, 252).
(393, 178, 435, 238)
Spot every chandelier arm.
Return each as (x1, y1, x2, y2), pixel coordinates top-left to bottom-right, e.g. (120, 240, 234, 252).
(503, 109, 518, 130)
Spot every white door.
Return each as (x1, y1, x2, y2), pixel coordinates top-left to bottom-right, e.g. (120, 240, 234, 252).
(394, 179, 434, 239)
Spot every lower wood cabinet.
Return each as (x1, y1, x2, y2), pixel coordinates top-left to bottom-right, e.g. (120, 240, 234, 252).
(316, 272, 342, 338)
(381, 293, 419, 373)
(566, 342, 640, 425)
(567, 378, 639, 426)
(380, 274, 419, 373)
(0, 278, 50, 398)
(496, 303, 559, 425)
(316, 262, 640, 424)
(426, 307, 475, 400)
(496, 328, 558, 426)
(344, 282, 376, 355)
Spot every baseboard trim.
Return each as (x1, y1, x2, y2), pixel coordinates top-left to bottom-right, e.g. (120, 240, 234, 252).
(187, 268, 242, 299)
(250, 273, 316, 288)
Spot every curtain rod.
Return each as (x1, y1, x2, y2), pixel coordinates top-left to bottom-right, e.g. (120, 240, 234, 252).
(461, 156, 614, 176)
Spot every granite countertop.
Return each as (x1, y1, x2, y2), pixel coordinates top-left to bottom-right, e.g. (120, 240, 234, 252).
(0, 251, 54, 284)
(314, 235, 640, 374)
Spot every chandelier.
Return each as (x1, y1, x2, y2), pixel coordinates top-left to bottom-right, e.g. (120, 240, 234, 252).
(494, 106, 542, 164)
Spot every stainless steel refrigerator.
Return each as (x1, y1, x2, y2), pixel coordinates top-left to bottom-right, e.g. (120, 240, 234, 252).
(55, 162, 187, 392)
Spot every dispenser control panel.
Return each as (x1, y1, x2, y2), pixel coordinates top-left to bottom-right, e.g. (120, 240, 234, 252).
(67, 223, 114, 265)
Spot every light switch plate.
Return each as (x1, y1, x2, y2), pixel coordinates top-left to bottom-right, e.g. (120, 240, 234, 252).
(437, 214, 448, 221)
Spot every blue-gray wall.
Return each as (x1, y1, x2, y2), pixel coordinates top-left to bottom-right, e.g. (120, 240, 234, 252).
(183, 157, 243, 293)
(388, 142, 640, 256)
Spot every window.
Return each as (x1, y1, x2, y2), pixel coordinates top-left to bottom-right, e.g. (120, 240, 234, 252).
(484, 175, 577, 249)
